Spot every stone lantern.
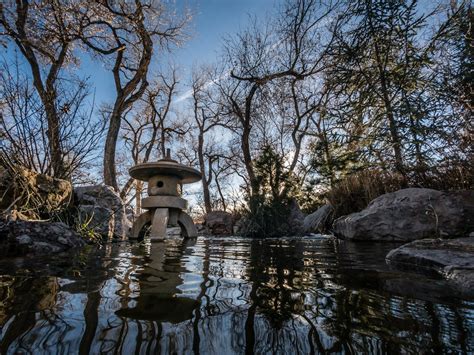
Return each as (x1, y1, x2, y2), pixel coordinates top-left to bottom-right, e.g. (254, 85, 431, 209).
(129, 150, 201, 241)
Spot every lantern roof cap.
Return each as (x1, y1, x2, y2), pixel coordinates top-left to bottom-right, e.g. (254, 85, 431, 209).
(129, 149, 201, 183)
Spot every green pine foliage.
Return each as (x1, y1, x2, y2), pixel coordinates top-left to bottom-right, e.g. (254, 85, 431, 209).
(306, 0, 472, 211)
(240, 146, 297, 238)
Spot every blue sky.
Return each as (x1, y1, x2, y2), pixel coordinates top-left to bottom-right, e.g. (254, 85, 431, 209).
(175, 0, 273, 67)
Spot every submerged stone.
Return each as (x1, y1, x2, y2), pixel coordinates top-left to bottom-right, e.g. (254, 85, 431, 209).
(386, 237, 474, 296)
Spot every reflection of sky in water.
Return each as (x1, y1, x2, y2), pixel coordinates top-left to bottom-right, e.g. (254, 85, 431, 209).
(0, 236, 473, 354)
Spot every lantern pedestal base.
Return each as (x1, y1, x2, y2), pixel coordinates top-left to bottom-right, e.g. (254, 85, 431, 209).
(131, 207, 197, 241)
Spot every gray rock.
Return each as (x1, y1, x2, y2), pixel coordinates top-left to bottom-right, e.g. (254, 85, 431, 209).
(77, 205, 114, 236)
(31, 241, 62, 253)
(57, 236, 70, 245)
(4, 220, 86, 255)
(17, 234, 32, 245)
(203, 211, 234, 235)
(232, 218, 245, 236)
(386, 237, 474, 296)
(196, 223, 209, 235)
(74, 185, 131, 239)
(333, 188, 474, 241)
(0, 218, 8, 237)
(288, 199, 305, 235)
(303, 204, 334, 234)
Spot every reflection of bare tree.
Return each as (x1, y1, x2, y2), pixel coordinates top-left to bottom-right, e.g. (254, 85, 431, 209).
(0, 238, 473, 353)
(192, 237, 212, 353)
(0, 277, 58, 353)
(244, 240, 263, 354)
(242, 239, 326, 353)
(79, 289, 100, 355)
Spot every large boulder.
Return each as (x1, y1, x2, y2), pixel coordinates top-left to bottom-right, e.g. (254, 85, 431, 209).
(0, 219, 86, 255)
(74, 185, 131, 239)
(386, 238, 474, 296)
(203, 211, 234, 235)
(333, 188, 474, 241)
(303, 204, 334, 234)
(0, 165, 72, 219)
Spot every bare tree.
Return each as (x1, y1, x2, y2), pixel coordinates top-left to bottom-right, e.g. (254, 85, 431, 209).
(186, 65, 242, 214)
(209, 153, 236, 211)
(0, 0, 94, 178)
(218, 0, 341, 197)
(148, 70, 188, 158)
(79, 1, 189, 190)
(190, 68, 220, 213)
(0, 54, 105, 181)
(269, 75, 322, 192)
(120, 69, 186, 211)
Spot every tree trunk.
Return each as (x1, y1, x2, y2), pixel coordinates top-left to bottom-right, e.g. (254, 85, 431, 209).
(198, 133, 212, 213)
(367, 3, 405, 178)
(373, 52, 405, 176)
(241, 125, 259, 197)
(381, 85, 405, 177)
(41, 93, 65, 178)
(402, 93, 426, 177)
(321, 129, 335, 186)
(102, 13, 153, 190)
(215, 175, 227, 211)
(103, 113, 122, 190)
(7, 1, 68, 179)
(160, 127, 166, 158)
(135, 180, 143, 214)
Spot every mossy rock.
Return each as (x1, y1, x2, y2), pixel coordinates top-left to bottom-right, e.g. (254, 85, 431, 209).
(0, 165, 72, 219)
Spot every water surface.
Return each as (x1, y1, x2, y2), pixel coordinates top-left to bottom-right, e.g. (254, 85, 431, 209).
(0, 236, 473, 354)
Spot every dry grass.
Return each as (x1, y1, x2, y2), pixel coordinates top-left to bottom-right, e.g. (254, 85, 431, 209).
(0, 152, 72, 220)
(326, 170, 406, 218)
(326, 161, 474, 218)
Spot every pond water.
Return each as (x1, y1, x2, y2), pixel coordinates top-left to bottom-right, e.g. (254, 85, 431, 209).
(0, 235, 473, 354)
